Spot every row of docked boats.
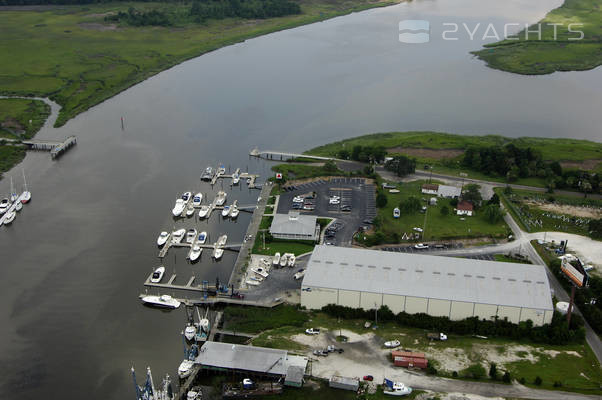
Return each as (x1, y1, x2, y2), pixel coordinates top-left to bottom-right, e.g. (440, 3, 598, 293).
(272, 252, 296, 268)
(0, 172, 31, 227)
(200, 164, 247, 186)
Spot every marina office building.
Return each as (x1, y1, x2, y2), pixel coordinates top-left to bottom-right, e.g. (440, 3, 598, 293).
(301, 246, 554, 326)
(269, 212, 320, 241)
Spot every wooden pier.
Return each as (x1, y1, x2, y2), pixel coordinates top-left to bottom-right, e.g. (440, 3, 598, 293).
(249, 147, 334, 162)
(22, 135, 77, 159)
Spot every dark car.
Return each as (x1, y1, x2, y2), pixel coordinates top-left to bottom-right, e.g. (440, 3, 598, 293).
(231, 293, 245, 299)
(363, 375, 373, 381)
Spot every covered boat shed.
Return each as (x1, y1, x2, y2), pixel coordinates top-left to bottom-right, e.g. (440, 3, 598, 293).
(194, 342, 308, 386)
(301, 246, 554, 326)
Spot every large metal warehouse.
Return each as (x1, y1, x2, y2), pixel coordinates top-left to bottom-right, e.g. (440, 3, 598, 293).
(301, 246, 554, 326)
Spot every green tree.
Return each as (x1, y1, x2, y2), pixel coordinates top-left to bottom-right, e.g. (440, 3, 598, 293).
(465, 364, 486, 379)
(384, 155, 416, 177)
(462, 184, 482, 207)
(400, 196, 421, 214)
(484, 204, 505, 224)
(440, 205, 450, 216)
(503, 185, 513, 195)
(488, 193, 500, 205)
(534, 376, 542, 386)
(502, 371, 511, 383)
(489, 363, 498, 380)
(376, 192, 388, 208)
(323, 160, 338, 174)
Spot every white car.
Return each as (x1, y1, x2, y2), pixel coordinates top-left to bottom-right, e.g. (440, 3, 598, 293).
(305, 328, 320, 335)
(329, 199, 340, 205)
(414, 243, 428, 249)
(384, 340, 401, 348)
(293, 196, 304, 203)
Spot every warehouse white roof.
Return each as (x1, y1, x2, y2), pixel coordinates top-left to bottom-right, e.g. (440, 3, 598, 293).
(437, 184, 462, 198)
(302, 246, 553, 311)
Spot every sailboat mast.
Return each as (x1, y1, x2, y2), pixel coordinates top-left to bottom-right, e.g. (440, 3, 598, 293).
(22, 169, 28, 192)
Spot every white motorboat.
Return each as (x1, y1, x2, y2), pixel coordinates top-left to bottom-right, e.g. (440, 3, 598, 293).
(141, 294, 180, 309)
(171, 229, 186, 244)
(217, 164, 226, 175)
(213, 247, 224, 259)
(0, 198, 9, 215)
(197, 231, 208, 244)
(181, 191, 192, 202)
(189, 244, 202, 261)
(280, 254, 288, 267)
(150, 266, 165, 283)
(287, 254, 296, 267)
(178, 360, 194, 379)
(184, 323, 197, 342)
(186, 204, 195, 217)
(273, 252, 281, 265)
(384, 340, 401, 348)
(198, 205, 210, 218)
(294, 269, 305, 280)
(14, 200, 22, 212)
(157, 231, 170, 246)
(221, 205, 231, 217)
(217, 234, 228, 246)
(215, 191, 227, 206)
(246, 177, 251, 185)
(20, 170, 31, 204)
(383, 379, 412, 396)
(251, 267, 269, 278)
(192, 193, 203, 207)
(172, 199, 186, 217)
(3, 210, 15, 225)
(187, 387, 202, 400)
(230, 205, 239, 218)
(186, 228, 197, 244)
(231, 173, 240, 185)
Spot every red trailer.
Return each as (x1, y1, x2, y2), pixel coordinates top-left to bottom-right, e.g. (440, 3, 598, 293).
(394, 356, 428, 369)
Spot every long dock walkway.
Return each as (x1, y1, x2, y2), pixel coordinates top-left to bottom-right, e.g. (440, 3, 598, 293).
(228, 182, 273, 288)
(249, 147, 335, 162)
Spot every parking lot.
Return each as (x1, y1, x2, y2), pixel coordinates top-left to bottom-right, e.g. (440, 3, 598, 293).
(278, 177, 376, 246)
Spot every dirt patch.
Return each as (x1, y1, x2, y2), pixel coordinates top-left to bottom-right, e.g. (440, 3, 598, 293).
(425, 346, 472, 372)
(388, 147, 464, 160)
(560, 159, 602, 171)
(525, 201, 602, 219)
(78, 22, 119, 31)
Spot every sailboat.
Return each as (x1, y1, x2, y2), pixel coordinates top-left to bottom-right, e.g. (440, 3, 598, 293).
(131, 366, 174, 400)
(20, 170, 31, 204)
(9, 177, 18, 203)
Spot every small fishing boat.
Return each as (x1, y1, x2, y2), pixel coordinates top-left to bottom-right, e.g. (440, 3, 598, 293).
(151, 266, 166, 283)
(217, 164, 226, 175)
(172, 199, 186, 217)
(181, 191, 192, 202)
(287, 254, 296, 267)
(280, 254, 288, 267)
(217, 234, 228, 246)
(157, 231, 170, 246)
(201, 166, 214, 181)
(221, 205, 231, 217)
(171, 229, 186, 244)
(186, 228, 197, 244)
(230, 205, 239, 218)
(273, 252, 281, 266)
(178, 360, 194, 379)
(189, 244, 202, 261)
(251, 267, 269, 278)
(198, 205, 210, 218)
(3, 210, 15, 225)
(0, 198, 9, 215)
(20, 170, 31, 204)
(213, 247, 224, 259)
(192, 193, 202, 207)
(246, 178, 252, 185)
(383, 379, 412, 396)
(184, 323, 197, 342)
(215, 191, 227, 206)
(141, 294, 180, 309)
(185, 204, 195, 217)
(231, 172, 240, 185)
(187, 386, 202, 400)
(197, 231, 207, 244)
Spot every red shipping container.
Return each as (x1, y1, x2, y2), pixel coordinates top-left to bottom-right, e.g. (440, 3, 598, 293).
(394, 356, 428, 369)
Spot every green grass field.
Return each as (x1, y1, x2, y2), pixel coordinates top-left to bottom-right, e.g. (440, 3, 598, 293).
(0, 98, 50, 140)
(473, 0, 602, 75)
(358, 180, 511, 244)
(271, 163, 345, 181)
(0, 0, 398, 127)
(496, 187, 601, 238)
(0, 145, 26, 179)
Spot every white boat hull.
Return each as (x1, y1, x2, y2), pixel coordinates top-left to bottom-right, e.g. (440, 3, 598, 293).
(141, 295, 180, 309)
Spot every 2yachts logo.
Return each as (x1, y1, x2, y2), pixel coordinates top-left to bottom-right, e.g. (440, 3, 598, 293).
(399, 20, 584, 43)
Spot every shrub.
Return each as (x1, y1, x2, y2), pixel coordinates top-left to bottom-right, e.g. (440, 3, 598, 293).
(519, 377, 526, 385)
(465, 363, 486, 379)
(534, 376, 542, 386)
(488, 363, 497, 380)
(440, 205, 450, 216)
(452, 371, 458, 378)
(376, 192, 388, 208)
(426, 361, 438, 375)
(502, 371, 511, 383)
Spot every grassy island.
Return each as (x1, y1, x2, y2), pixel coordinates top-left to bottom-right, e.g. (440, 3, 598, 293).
(472, 0, 602, 75)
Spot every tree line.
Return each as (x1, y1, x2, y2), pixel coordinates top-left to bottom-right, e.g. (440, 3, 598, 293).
(463, 144, 600, 194)
(321, 304, 585, 345)
(190, 0, 300, 20)
(337, 145, 387, 164)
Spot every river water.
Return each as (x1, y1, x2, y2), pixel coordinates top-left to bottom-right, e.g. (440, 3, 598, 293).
(1, 0, 601, 398)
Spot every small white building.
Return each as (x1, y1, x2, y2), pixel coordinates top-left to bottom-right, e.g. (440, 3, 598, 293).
(269, 212, 320, 241)
(456, 201, 474, 216)
(421, 183, 438, 195)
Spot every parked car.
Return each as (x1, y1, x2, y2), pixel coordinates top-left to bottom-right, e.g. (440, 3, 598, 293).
(414, 243, 429, 249)
(293, 196, 304, 203)
(303, 205, 315, 210)
(305, 328, 320, 335)
(341, 205, 351, 211)
(384, 340, 401, 348)
(427, 332, 448, 341)
(363, 375, 374, 382)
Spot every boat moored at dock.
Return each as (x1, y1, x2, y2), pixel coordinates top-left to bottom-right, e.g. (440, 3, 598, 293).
(157, 231, 170, 246)
(172, 199, 186, 217)
(215, 191, 227, 206)
(151, 266, 166, 283)
(141, 294, 181, 309)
